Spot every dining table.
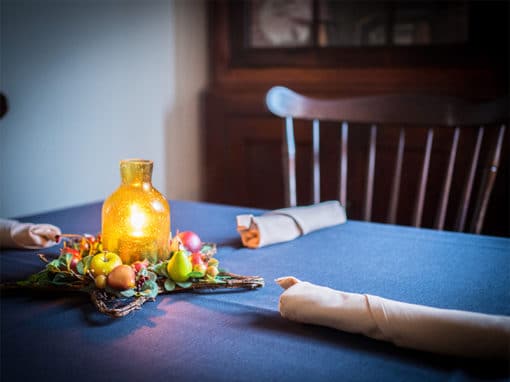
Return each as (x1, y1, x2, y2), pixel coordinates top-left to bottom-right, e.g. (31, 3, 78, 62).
(1, 200, 509, 381)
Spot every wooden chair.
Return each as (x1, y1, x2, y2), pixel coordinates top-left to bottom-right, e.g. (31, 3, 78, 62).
(266, 86, 508, 234)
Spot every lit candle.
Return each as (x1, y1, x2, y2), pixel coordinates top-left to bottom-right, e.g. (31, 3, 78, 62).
(101, 159, 170, 264)
(129, 204, 147, 237)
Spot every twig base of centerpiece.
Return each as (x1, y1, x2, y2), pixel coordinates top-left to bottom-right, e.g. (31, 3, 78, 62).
(91, 289, 150, 317)
(91, 272, 264, 318)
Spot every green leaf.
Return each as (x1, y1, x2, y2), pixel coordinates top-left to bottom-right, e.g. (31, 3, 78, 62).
(79, 255, 93, 275)
(142, 281, 159, 298)
(47, 264, 60, 273)
(204, 274, 226, 284)
(120, 289, 136, 297)
(104, 286, 122, 298)
(176, 281, 192, 289)
(17, 271, 49, 287)
(138, 280, 158, 298)
(60, 253, 72, 271)
(149, 289, 159, 298)
(146, 270, 157, 282)
(18, 270, 54, 287)
(164, 279, 175, 291)
(188, 271, 205, 279)
(76, 261, 85, 275)
(204, 274, 216, 283)
(146, 280, 158, 289)
(22, 269, 50, 284)
(47, 259, 61, 273)
(51, 272, 72, 285)
(152, 261, 169, 278)
(200, 244, 213, 254)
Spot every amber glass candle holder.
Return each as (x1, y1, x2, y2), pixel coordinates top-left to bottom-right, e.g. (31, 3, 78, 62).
(101, 159, 170, 264)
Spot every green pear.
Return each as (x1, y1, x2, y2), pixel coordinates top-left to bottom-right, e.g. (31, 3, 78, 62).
(167, 250, 192, 282)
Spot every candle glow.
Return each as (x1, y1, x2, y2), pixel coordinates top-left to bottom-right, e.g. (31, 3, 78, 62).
(129, 204, 147, 237)
(101, 159, 170, 264)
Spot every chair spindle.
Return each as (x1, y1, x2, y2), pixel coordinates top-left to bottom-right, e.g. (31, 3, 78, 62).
(284, 116, 297, 207)
(412, 128, 434, 227)
(312, 119, 320, 204)
(266, 87, 507, 232)
(470, 125, 506, 234)
(434, 127, 460, 230)
(387, 128, 405, 224)
(455, 127, 484, 231)
(363, 125, 377, 221)
(339, 122, 348, 207)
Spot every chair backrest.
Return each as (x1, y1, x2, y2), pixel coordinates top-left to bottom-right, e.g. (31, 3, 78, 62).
(266, 86, 508, 234)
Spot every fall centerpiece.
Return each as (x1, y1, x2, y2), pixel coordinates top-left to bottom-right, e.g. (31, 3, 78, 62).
(2, 160, 263, 317)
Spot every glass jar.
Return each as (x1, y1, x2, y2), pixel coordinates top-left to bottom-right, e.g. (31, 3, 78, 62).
(101, 159, 170, 264)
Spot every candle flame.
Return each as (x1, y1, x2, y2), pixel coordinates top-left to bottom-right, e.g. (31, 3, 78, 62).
(129, 204, 147, 236)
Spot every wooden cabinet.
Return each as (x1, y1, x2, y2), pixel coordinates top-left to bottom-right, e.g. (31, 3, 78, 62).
(202, 0, 509, 236)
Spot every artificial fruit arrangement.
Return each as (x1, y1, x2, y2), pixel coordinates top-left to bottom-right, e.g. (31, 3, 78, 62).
(7, 231, 263, 318)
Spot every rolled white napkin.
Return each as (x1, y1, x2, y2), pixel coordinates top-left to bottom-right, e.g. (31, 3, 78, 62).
(236, 201, 346, 248)
(0, 219, 61, 249)
(277, 277, 510, 359)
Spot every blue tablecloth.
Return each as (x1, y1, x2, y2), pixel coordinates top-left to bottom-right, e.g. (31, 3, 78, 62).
(1, 200, 509, 381)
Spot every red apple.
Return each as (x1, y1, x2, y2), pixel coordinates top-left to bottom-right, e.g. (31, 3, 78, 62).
(131, 259, 149, 273)
(63, 248, 81, 272)
(190, 252, 204, 266)
(69, 254, 82, 272)
(189, 252, 206, 276)
(177, 231, 202, 252)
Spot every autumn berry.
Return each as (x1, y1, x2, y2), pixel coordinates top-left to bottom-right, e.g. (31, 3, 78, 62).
(95, 275, 107, 289)
(206, 265, 219, 278)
